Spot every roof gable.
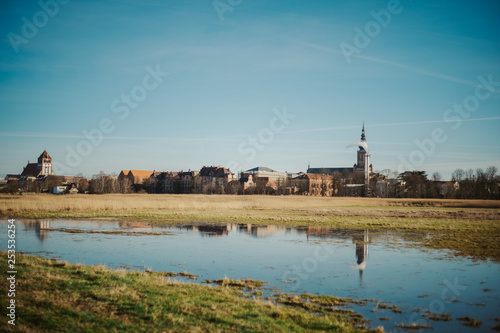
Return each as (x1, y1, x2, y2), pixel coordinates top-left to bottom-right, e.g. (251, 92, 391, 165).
(246, 166, 277, 173)
(129, 170, 154, 178)
(21, 163, 40, 177)
(39, 150, 51, 159)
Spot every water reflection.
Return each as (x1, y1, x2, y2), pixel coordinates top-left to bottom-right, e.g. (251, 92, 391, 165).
(236, 224, 297, 238)
(117, 222, 371, 283)
(22, 220, 51, 243)
(352, 229, 369, 284)
(22, 221, 374, 282)
(197, 224, 233, 237)
(115, 223, 372, 278)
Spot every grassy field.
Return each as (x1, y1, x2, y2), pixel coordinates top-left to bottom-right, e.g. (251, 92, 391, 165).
(0, 253, 372, 332)
(1, 194, 499, 261)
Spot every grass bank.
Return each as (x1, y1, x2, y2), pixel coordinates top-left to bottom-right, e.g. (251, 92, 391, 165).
(0, 253, 371, 332)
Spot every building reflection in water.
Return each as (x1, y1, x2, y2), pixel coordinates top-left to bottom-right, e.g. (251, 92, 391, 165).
(236, 224, 295, 238)
(23, 220, 51, 243)
(197, 224, 233, 237)
(117, 222, 234, 237)
(304, 227, 370, 285)
(175, 224, 234, 237)
(352, 229, 369, 284)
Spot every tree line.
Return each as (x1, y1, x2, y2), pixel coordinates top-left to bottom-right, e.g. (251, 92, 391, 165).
(369, 167, 499, 199)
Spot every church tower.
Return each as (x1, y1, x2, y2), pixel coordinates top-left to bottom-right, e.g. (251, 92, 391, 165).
(37, 150, 54, 176)
(356, 123, 367, 171)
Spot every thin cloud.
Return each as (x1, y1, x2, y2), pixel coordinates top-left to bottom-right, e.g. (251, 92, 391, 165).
(292, 39, 499, 92)
(0, 132, 242, 142)
(416, 160, 500, 168)
(1, 117, 499, 141)
(280, 117, 500, 135)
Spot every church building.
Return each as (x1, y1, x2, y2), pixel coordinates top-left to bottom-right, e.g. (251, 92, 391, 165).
(307, 124, 373, 175)
(353, 124, 373, 174)
(21, 150, 55, 179)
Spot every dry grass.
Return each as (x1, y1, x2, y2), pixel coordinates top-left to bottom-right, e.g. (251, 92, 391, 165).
(1, 193, 499, 215)
(0, 194, 388, 213)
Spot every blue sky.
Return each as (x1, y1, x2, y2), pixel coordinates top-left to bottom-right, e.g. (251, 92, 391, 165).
(1, 0, 499, 179)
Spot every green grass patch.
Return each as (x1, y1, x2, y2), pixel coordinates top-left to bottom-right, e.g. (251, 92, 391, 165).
(204, 278, 267, 290)
(0, 253, 369, 332)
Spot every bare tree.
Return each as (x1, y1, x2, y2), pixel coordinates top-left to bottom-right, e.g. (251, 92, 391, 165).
(226, 181, 242, 195)
(451, 169, 464, 182)
(118, 177, 132, 193)
(75, 173, 89, 193)
(379, 169, 392, 178)
(432, 172, 442, 182)
(486, 166, 498, 180)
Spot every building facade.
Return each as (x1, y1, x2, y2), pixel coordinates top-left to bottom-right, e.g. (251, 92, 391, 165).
(240, 167, 287, 184)
(200, 166, 236, 189)
(156, 171, 179, 193)
(21, 150, 55, 179)
(291, 173, 334, 196)
(178, 170, 200, 193)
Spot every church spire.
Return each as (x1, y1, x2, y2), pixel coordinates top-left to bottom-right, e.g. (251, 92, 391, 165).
(361, 122, 366, 142)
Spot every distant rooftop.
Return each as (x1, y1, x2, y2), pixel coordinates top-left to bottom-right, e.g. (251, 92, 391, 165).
(246, 166, 280, 173)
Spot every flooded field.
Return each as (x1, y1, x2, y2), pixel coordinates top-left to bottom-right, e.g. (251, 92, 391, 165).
(2, 219, 499, 332)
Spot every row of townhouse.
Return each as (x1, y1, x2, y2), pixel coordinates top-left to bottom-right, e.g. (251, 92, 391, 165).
(118, 166, 238, 194)
(117, 165, 339, 196)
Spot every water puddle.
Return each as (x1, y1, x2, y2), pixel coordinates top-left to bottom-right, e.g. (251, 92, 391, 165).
(1, 219, 499, 332)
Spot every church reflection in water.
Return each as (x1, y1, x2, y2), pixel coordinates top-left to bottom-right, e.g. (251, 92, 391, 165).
(305, 226, 369, 285)
(352, 229, 369, 284)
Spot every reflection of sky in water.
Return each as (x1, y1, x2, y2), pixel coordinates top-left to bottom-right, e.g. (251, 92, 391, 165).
(1, 219, 499, 332)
